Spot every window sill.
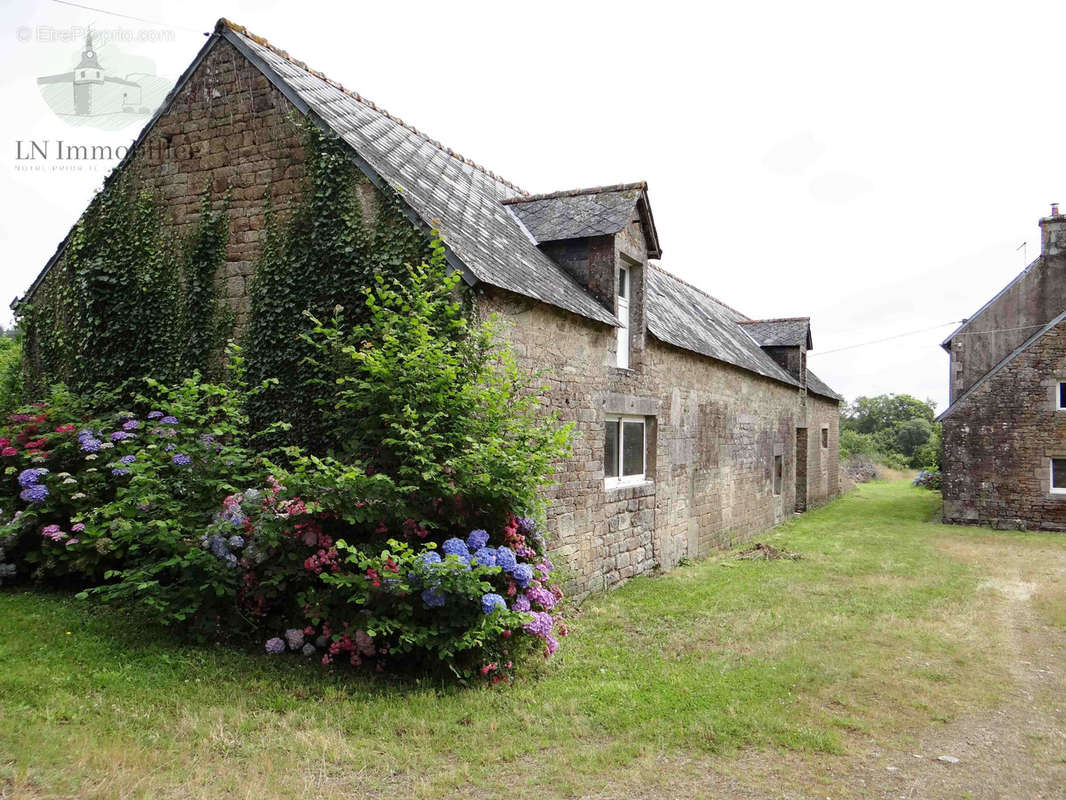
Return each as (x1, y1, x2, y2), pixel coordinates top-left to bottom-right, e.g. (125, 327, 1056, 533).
(604, 479, 655, 499)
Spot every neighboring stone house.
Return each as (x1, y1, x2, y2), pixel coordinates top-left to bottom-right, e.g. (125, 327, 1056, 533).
(940, 207, 1066, 530)
(19, 19, 843, 592)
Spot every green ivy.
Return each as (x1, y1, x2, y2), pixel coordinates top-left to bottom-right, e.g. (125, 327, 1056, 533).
(244, 120, 432, 450)
(20, 174, 232, 401)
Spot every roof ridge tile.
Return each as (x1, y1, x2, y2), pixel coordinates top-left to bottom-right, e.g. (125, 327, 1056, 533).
(501, 181, 647, 205)
(216, 17, 528, 197)
(649, 263, 751, 321)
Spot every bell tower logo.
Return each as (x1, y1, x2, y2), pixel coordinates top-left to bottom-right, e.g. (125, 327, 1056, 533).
(36, 29, 170, 131)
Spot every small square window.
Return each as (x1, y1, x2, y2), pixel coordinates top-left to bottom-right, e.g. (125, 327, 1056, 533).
(821, 427, 829, 448)
(1058, 382, 1066, 410)
(1052, 458, 1066, 494)
(773, 454, 783, 496)
(605, 414, 646, 488)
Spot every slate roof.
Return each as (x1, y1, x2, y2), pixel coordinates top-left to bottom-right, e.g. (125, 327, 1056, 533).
(737, 317, 812, 349)
(218, 21, 618, 327)
(19, 18, 843, 403)
(806, 369, 843, 401)
(503, 183, 661, 258)
(938, 309, 1066, 421)
(645, 266, 800, 386)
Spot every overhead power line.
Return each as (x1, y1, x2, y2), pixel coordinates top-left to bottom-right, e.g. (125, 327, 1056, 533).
(48, 0, 208, 35)
(811, 321, 962, 357)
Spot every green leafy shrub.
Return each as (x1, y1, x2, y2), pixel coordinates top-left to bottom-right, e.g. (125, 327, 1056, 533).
(1, 252, 573, 679)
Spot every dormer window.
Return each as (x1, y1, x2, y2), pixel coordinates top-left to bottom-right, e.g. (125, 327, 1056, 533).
(616, 265, 629, 369)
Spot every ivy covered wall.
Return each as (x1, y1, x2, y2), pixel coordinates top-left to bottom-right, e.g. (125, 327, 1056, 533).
(19, 92, 435, 453)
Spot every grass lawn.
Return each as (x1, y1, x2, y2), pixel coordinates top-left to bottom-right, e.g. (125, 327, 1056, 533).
(1, 480, 1063, 799)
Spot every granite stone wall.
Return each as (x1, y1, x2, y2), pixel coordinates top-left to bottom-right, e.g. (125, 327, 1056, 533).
(479, 276, 840, 595)
(942, 317, 1066, 530)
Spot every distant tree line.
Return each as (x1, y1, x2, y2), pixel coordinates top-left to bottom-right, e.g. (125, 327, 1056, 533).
(840, 393, 940, 470)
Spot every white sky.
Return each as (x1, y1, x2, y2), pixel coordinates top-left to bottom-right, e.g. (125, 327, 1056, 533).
(4, 0, 1066, 413)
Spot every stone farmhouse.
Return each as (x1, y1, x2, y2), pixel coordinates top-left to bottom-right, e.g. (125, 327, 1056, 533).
(940, 207, 1066, 531)
(21, 19, 843, 593)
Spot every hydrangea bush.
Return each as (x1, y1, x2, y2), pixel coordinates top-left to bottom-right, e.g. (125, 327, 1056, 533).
(0, 252, 575, 679)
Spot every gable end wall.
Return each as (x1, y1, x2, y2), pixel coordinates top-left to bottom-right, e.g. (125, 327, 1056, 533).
(942, 317, 1066, 530)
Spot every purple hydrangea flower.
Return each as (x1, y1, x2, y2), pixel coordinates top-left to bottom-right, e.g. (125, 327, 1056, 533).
(284, 628, 305, 650)
(545, 633, 559, 656)
(471, 547, 498, 567)
(466, 529, 489, 550)
(418, 550, 441, 567)
(122, 419, 140, 431)
(512, 593, 531, 613)
(512, 563, 534, 588)
(522, 611, 554, 637)
(119, 454, 137, 464)
(19, 484, 48, 504)
(111, 468, 128, 477)
(495, 546, 517, 572)
(265, 637, 285, 654)
(172, 453, 192, 467)
(71, 523, 85, 533)
(110, 431, 133, 442)
(526, 585, 557, 610)
(147, 411, 164, 420)
(441, 537, 468, 557)
(422, 587, 446, 607)
(18, 468, 48, 488)
(160, 416, 178, 425)
(516, 517, 536, 536)
(80, 438, 102, 453)
(481, 593, 507, 614)
(40, 524, 66, 542)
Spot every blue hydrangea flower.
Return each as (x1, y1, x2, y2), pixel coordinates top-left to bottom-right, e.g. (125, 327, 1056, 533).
(122, 419, 140, 431)
(495, 546, 517, 572)
(19, 484, 48, 504)
(18, 468, 48, 488)
(110, 431, 133, 442)
(111, 468, 128, 477)
(481, 593, 507, 614)
(119, 454, 137, 465)
(441, 537, 468, 557)
(80, 438, 102, 453)
(471, 547, 498, 567)
(422, 587, 446, 607)
(172, 453, 192, 467)
(467, 529, 489, 550)
(160, 416, 178, 425)
(147, 411, 164, 420)
(225, 553, 238, 569)
(512, 563, 534, 588)
(227, 535, 245, 549)
(418, 550, 441, 567)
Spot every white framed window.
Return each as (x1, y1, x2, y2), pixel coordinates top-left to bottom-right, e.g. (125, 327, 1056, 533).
(616, 265, 630, 369)
(773, 454, 783, 496)
(605, 414, 645, 488)
(1057, 382, 1066, 410)
(1052, 458, 1066, 494)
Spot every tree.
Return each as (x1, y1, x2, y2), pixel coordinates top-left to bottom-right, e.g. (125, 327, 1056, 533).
(842, 394, 936, 434)
(895, 417, 932, 458)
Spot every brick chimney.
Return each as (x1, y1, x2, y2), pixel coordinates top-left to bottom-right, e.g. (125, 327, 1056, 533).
(1040, 203, 1066, 255)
